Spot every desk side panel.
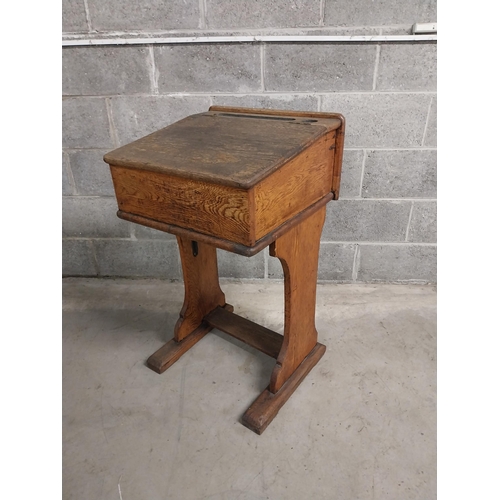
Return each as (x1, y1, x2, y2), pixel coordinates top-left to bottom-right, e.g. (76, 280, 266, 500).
(110, 166, 253, 246)
(253, 133, 335, 241)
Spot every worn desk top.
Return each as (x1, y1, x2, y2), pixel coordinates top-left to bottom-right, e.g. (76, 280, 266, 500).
(104, 110, 342, 189)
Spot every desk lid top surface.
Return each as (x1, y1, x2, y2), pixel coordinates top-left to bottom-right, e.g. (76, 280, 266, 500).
(104, 108, 342, 189)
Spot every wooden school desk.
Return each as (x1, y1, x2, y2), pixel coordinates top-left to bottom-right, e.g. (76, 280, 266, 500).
(104, 106, 345, 434)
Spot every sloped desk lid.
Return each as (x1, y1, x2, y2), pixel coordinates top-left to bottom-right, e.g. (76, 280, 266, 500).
(104, 109, 342, 189)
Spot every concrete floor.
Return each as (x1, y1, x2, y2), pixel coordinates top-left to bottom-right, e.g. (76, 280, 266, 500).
(62, 278, 436, 500)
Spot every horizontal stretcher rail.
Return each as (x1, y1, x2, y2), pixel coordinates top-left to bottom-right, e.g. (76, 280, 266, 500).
(204, 307, 283, 359)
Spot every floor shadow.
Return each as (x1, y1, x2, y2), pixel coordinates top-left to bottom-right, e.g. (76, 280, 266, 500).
(211, 329, 277, 389)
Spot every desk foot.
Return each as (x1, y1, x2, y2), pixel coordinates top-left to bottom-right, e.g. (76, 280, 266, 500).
(241, 342, 326, 435)
(147, 303, 233, 374)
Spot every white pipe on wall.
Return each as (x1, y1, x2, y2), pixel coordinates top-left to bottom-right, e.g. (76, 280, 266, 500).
(62, 34, 437, 47)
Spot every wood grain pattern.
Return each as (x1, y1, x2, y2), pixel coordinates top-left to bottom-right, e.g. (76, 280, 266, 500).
(241, 342, 326, 434)
(108, 107, 345, 245)
(175, 236, 226, 341)
(106, 106, 345, 433)
(147, 304, 234, 374)
(204, 306, 283, 359)
(110, 165, 254, 245)
(253, 134, 334, 240)
(208, 106, 345, 199)
(104, 110, 341, 189)
(147, 322, 211, 374)
(116, 192, 333, 257)
(268, 205, 326, 393)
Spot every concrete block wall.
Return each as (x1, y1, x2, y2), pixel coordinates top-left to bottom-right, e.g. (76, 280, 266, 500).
(62, 0, 437, 283)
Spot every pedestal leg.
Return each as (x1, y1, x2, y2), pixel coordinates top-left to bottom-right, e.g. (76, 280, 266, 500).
(174, 236, 226, 341)
(269, 205, 326, 393)
(242, 206, 326, 433)
(147, 236, 230, 373)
